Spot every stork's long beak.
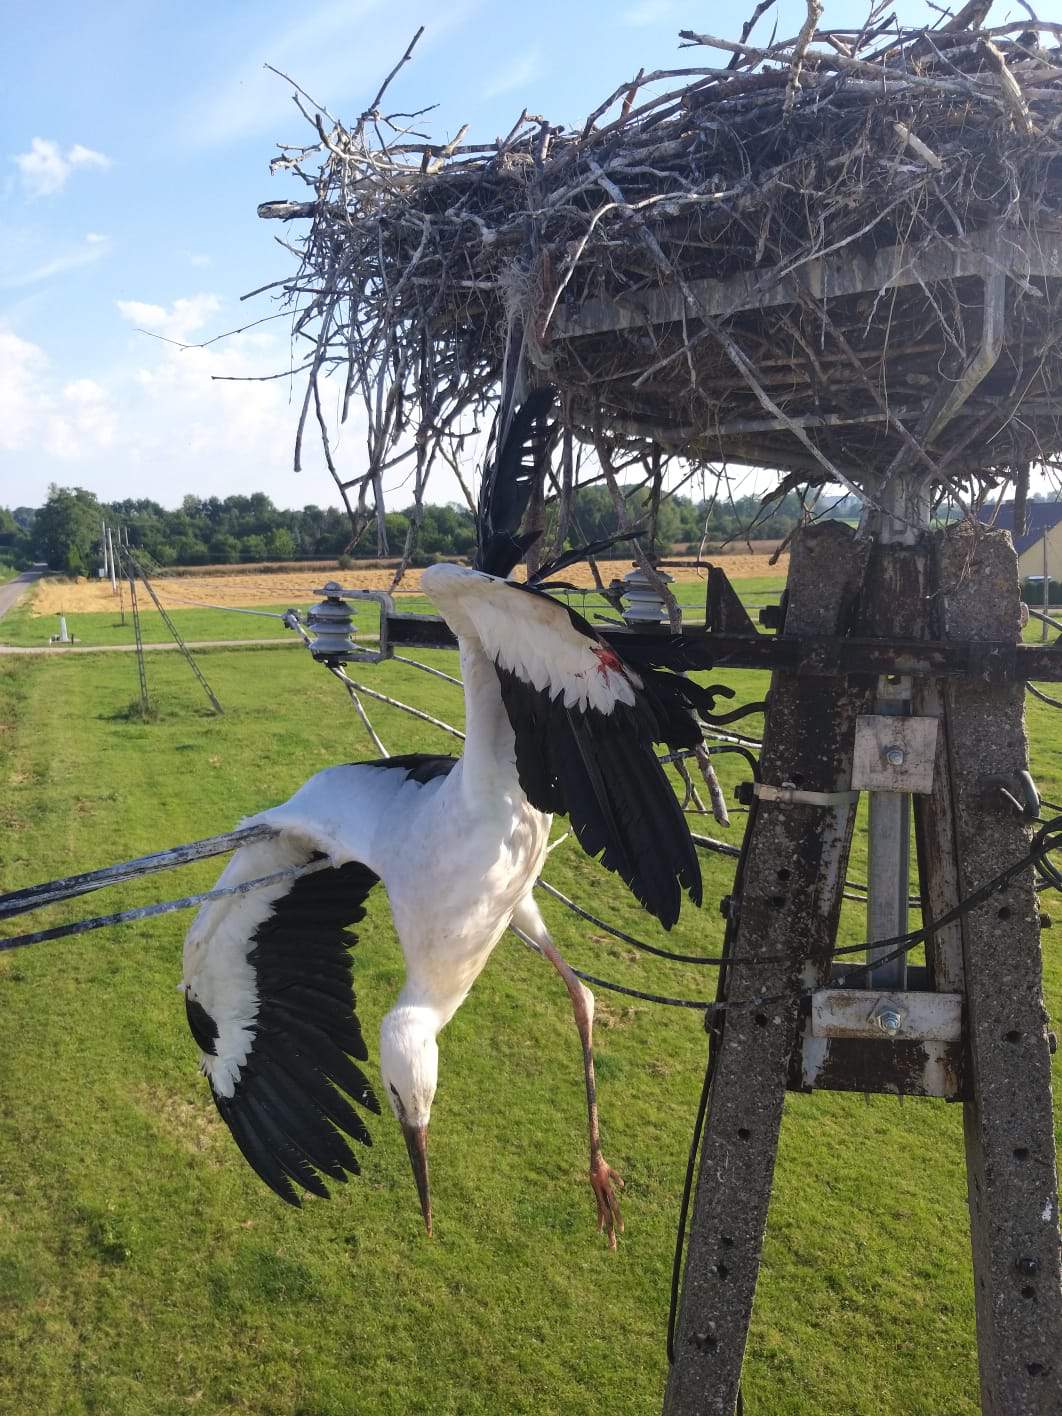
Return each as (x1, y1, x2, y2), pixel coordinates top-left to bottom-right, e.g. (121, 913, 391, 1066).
(401, 1122, 432, 1236)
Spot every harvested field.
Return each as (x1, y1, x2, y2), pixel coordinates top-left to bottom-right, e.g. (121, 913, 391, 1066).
(30, 552, 789, 616)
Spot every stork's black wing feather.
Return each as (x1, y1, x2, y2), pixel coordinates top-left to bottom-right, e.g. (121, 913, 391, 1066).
(496, 651, 701, 928)
(191, 857, 382, 1207)
(475, 386, 556, 577)
(423, 564, 705, 929)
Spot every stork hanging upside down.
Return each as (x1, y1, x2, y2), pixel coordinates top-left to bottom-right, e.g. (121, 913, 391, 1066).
(181, 390, 723, 1246)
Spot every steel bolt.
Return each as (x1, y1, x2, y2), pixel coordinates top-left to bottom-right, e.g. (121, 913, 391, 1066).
(876, 1009, 903, 1036)
(884, 746, 906, 768)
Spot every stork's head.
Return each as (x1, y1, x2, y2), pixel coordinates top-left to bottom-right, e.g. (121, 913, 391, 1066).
(379, 1005, 440, 1236)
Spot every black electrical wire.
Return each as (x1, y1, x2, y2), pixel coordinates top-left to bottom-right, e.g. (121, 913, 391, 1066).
(829, 815, 1062, 982)
(702, 743, 761, 779)
(666, 1023, 718, 1360)
(536, 880, 734, 966)
(565, 970, 711, 1010)
(703, 700, 769, 727)
(9, 818, 1058, 977)
(1028, 684, 1062, 710)
(0, 860, 328, 952)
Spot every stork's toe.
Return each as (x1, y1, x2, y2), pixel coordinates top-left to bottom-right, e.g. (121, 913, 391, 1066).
(589, 1155, 625, 1250)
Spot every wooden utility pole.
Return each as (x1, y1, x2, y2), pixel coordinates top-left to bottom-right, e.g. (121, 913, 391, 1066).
(664, 521, 1062, 1416)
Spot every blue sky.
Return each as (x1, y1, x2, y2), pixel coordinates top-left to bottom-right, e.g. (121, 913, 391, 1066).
(2, 0, 943, 511)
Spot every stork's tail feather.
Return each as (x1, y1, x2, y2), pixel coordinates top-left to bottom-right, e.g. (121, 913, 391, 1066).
(476, 386, 556, 577)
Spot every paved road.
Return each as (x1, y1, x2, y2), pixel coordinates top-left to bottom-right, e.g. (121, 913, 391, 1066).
(0, 638, 301, 656)
(0, 565, 46, 621)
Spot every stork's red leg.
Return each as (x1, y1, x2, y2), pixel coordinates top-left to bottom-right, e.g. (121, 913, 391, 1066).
(511, 898, 623, 1247)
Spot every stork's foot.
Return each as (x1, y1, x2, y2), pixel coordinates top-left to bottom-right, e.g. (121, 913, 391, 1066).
(590, 1154, 625, 1250)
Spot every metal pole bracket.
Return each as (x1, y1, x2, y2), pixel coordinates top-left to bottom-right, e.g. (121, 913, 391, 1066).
(852, 714, 939, 794)
(753, 783, 859, 807)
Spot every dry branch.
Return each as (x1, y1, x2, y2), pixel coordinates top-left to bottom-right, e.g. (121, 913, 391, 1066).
(254, 4, 1062, 550)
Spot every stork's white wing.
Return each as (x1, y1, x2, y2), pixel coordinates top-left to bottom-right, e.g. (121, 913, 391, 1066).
(422, 563, 702, 929)
(181, 755, 457, 1205)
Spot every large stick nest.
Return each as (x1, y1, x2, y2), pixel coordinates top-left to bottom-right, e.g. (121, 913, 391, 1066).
(259, 2, 1062, 554)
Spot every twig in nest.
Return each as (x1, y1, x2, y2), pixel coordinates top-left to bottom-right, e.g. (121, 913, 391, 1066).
(982, 38, 1036, 133)
(784, 0, 824, 115)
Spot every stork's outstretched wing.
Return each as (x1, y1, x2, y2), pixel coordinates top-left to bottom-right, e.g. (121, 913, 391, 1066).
(423, 563, 717, 929)
(182, 837, 382, 1205)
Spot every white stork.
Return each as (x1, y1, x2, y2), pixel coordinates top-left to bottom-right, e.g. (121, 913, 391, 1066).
(181, 390, 720, 1245)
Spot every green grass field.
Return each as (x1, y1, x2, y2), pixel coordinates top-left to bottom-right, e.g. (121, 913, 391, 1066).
(0, 574, 786, 651)
(0, 598, 296, 649)
(0, 611, 1058, 1414)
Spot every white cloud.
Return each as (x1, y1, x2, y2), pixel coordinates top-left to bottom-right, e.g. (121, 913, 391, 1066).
(85, 232, 108, 244)
(43, 380, 118, 461)
(13, 138, 112, 198)
(482, 47, 543, 100)
(68, 144, 111, 171)
(0, 300, 343, 507)
(620, 0, 677, 26)
(0, 326, 50, 452)
(116, 293, 222, 343)
(0, 328, 117, 463)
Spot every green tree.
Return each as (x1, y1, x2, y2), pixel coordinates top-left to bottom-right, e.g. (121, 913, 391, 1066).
(240, 535, 268, 562)
(32, 486, 103, 570)
(208, 534, 240, 564)
(0, 508, 31, 568)
(172, 535, 209, 565)
(64, 544, 87, 577)
(266, 527, 296, 560)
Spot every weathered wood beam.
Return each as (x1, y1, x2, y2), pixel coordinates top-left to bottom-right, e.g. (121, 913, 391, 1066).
(554, 226, 1062, 340)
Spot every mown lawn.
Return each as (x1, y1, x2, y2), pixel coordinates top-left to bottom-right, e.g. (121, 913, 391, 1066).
(0, 627, 1058, 1415)
(0, 598, 297, 649)
(0, 572, 786, 649)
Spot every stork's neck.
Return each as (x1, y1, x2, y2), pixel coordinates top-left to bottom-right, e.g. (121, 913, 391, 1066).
(394, 985, 461, 1032)
(457, 637, 524, 807)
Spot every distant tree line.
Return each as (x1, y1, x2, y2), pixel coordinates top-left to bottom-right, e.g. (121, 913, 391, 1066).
(3, 483, 878, 576)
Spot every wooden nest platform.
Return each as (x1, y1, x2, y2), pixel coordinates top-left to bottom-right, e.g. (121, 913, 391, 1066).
(259, 2, 1062, 544)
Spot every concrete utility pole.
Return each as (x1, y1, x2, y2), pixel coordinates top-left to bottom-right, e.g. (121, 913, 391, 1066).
(662, 522, 1062, 1416)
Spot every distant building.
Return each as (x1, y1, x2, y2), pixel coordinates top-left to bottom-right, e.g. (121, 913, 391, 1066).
(980, 501, 1062, 582)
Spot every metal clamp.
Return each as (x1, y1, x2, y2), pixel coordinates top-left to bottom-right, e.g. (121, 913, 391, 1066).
(981, 769, 1040, 821)
(754, 783, 859, 807)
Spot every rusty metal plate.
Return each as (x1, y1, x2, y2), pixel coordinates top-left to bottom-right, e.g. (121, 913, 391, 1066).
(810, 988, 962, 1041)
(852, 714, 939, 793)
(795, 1033, 965, 1099)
